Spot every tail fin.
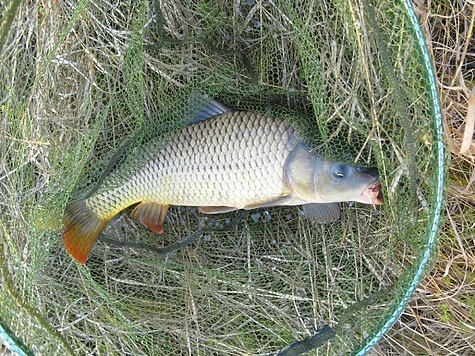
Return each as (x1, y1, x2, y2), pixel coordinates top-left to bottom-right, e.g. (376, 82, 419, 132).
(62, 200, 109, 264)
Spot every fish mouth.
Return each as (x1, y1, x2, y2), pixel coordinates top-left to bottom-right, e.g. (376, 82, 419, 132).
(358, 182, 384, 206)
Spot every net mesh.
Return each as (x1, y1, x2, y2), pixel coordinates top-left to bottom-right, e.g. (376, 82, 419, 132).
(0, 0, 444, 354)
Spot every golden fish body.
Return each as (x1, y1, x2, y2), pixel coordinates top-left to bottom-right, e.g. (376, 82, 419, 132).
(89, 111, 299, 220)
(63, 100, 383, 264)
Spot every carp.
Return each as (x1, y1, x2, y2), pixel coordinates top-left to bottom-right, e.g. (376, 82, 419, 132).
(63, 99, 383, 264)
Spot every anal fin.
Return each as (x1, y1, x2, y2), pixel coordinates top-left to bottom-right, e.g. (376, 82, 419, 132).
(131, 201, 169, 234)
(302, 203, 341, 223)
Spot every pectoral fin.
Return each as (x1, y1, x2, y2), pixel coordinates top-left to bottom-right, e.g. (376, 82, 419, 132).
(302, 203, 341, 223)
(131, 201, 169, 234)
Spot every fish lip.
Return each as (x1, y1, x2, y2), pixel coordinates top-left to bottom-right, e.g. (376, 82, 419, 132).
(369, 182, 384, 205)
(358, 181, 384, 205)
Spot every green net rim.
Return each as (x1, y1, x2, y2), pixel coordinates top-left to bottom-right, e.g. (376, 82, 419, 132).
(355, 1, 445, 354)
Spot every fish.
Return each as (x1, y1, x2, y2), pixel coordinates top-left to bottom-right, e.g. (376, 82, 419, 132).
(63, 99, 383, 264)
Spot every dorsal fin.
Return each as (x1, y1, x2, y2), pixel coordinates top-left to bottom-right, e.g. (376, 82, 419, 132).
(190, 99, 232, 124)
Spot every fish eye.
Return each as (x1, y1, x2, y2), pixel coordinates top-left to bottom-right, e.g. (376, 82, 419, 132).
(333, 164, 347, 179)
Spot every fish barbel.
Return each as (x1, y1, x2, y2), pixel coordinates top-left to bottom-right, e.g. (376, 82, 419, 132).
(63, 99, 383, 264)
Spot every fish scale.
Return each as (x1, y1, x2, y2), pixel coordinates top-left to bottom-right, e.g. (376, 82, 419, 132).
(162, 112, 293, 206)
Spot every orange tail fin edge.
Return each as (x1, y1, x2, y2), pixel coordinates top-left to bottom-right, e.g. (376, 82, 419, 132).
(62, 200, 109, 264)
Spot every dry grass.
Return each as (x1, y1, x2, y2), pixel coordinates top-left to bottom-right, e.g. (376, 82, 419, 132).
(372, 1, 475, 354)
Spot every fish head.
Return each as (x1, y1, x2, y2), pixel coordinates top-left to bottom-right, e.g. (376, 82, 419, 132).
(285, 145, 383, 206)
(313, 161, 384, 205)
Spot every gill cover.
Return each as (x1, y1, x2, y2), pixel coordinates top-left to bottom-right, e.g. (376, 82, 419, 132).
(284, 144, 325, 201)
